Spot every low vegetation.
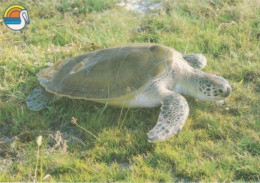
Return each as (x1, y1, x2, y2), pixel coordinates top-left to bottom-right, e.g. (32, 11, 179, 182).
(0, 0, 259, 181)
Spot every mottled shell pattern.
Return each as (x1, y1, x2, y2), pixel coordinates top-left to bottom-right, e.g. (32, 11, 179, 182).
(37, 44, 175, 100)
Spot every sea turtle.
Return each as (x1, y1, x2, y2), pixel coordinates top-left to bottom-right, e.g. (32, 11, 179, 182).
(26, 44, 232, 142)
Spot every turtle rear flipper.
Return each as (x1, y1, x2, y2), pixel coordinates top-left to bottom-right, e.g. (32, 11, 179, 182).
(26, 87, 59, 111)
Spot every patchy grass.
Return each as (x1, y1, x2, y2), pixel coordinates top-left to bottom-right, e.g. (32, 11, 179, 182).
(0, 0, 259, 181)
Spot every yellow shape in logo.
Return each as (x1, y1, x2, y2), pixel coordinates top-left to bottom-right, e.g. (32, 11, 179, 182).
(3, 4, 30, 31)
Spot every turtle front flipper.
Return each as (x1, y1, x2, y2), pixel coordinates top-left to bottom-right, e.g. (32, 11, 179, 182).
(147, 92, 189, 142)
(183, 54, 207, 70)
(26, 87, 60, 111)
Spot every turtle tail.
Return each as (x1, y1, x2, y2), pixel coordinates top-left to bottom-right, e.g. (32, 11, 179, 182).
(26, 87, 60, 111)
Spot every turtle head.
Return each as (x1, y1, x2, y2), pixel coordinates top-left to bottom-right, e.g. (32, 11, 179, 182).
(193, 72, 232, 101)
(173, 70, 231, 101)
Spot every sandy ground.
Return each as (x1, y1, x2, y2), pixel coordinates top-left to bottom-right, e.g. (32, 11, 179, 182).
(117, 0, 163, 13)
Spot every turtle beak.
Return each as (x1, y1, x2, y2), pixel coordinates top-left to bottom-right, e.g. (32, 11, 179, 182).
(221, 85, 232, 97)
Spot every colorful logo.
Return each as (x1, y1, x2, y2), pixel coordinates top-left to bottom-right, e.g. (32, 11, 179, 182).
(3, 4, 30, 31)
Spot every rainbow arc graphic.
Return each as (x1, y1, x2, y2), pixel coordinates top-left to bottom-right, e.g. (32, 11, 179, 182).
(3, 4, 30, 31)
(4, 5, 25, 24)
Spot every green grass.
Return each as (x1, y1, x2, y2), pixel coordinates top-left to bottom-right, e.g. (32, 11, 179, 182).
(0, 0, 259, 181)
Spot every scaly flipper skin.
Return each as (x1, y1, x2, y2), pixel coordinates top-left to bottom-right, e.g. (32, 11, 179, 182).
(147, 91, 189, 142)
(26, 87, 59, 111)
(183, 54, 207, 70)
